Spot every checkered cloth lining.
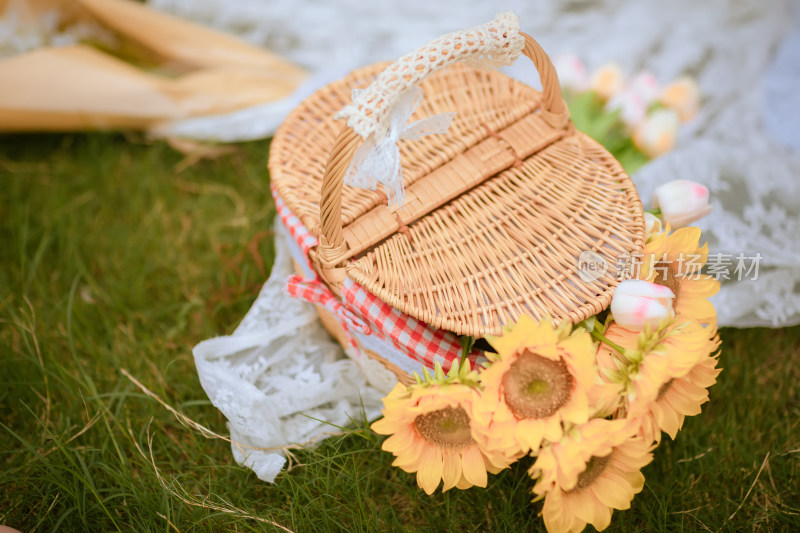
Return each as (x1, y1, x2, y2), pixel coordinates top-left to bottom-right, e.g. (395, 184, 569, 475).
(284, 274, 370, 345)
(273, 186, 483, 374)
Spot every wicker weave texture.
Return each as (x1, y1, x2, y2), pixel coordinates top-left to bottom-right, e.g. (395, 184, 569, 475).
(346, 133, 643, 336)
(270, 63, 540, 237)
(271, 32, 644, 339)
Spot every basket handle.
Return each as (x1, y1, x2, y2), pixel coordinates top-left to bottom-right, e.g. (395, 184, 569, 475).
(317, 19, 570, 270)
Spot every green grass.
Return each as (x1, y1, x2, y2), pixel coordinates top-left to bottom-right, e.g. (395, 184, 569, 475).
(1, 132, 799, 532)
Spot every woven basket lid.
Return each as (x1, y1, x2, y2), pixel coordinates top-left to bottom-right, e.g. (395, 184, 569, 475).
(271, 32, 644, 338)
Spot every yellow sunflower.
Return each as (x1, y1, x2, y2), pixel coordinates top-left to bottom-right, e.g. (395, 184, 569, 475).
(370, 362, 507, 495)
(589, 346, 625, 419)
(531, 418, 654, 533)
(637, 350, 721, 442)
(472, 315, 596, 461)
(640, 226, 719, 326)
(595, 320, 721, 443)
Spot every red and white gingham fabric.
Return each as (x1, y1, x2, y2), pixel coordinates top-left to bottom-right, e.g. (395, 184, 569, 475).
(274, 191, 318, 264)
(273, 186, 482, 374)
(339, 278, 483, 372)
(284, 275, 371, 346)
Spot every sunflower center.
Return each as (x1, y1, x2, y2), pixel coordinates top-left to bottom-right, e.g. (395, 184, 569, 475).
(501, 350, 574, 419)
(657, 378, 674, 401)
(413, 406, 474, 449)
(569, 453, 612, 492)
(653, 260, 681, 301)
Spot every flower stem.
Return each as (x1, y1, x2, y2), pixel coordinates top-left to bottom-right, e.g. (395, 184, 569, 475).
(590, 329, 626, 355)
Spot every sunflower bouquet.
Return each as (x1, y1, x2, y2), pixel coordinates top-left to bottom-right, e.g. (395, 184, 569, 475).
(371, 185, 720, 533)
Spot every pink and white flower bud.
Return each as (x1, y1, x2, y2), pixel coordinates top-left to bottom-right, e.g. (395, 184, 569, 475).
(652, 179, 713, 229)
(660, 76, 700, 122)
(590, 63, 625, 101)
(553, 53, 588, 92)
(611, 280, 675, 332)
(644, 212, 663, 240)
(629, 71, 661, 105)
(632, 109, 680, 158)
(606, 89, 646, 128)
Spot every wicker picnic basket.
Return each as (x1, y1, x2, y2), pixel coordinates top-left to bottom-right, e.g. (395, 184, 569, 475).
(270, 13, 645, 387)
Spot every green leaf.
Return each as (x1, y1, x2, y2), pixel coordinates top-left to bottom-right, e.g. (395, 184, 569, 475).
(459, 335, 476, 360)
(564, 90, 651, 174)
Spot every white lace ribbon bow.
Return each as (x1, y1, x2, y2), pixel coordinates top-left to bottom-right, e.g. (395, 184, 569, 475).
(344, 87, 455, 207)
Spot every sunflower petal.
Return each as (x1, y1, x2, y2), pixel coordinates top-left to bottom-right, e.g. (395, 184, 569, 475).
(416, 446, 444, 495)
(591, 470, 635, 510)
(568, 488, 603, 526)
(441, 450, 462, 492)
(460, 445, 488, 487)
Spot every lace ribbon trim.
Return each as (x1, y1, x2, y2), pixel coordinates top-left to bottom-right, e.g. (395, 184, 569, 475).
(343, 86, 455, 207)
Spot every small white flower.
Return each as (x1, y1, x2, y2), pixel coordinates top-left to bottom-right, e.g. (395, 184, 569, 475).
(590, 63, 625, 101)
(629, 71, 660, 105)
(652, 179, 713, 229)
(552, 53, 588, 92)
(611, 280, 675, 332)
(632, 109, 680, 158)
(644, 212, 663, 241)
(606, 89, 646, 128)
(660, 76, 700, 122)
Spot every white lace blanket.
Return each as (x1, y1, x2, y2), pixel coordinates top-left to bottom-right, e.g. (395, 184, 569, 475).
(192, 220, 383, 482)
